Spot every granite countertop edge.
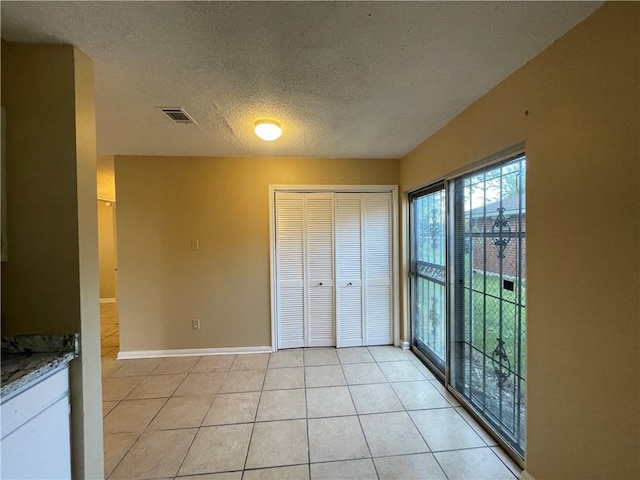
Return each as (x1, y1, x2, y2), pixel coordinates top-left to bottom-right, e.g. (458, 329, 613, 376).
(1, 351, 76, 399)
(1, 333, 79, 400)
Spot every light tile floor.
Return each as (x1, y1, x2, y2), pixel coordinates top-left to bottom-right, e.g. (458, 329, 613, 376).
(101, 346, 522, 480)
(99, 303, 521, 479)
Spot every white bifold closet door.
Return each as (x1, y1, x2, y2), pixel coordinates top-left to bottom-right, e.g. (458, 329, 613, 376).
(335, 192, 392, 347)
(275, 193, 306, 348)
(305, 193, 335, 347)
(275, 190, 391, 349)
(275, 192, 335, 348)
(335, 194, 364, 347)
(361, 193, 393, 345)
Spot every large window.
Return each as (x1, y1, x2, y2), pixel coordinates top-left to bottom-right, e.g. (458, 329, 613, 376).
(410, 183, 447, 375)
(409, 153, 527, 459)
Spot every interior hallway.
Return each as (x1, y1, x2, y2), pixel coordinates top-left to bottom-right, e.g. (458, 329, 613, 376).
(101, 303, 119, 360)
(100, 306, 521, 480)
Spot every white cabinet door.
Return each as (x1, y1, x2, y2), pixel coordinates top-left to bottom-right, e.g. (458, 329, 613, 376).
(275, 193, 305, 348)
(1, 368, 71, 480)
(363, 193, 393, 345)
(1, 397, 71, 479)
(335, 193, 364, 347)
(305, 193, 335, 347)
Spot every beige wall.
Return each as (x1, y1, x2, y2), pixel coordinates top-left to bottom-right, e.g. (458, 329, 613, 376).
(400, 3, 639, 479)
(1, 42, 103, 479)
(97, 154, 116, 201)
(115, 155, 398, 351)
(1, 43, 79, 334)
(98, 200, 117, 298)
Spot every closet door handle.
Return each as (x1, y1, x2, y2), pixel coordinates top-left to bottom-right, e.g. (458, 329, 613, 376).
(319, 282, 323, 286)
(348, 282, 353, 286)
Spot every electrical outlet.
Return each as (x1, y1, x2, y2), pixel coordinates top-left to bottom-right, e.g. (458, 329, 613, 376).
(192, 319, 200, 330)
(191, 239, 199, 250)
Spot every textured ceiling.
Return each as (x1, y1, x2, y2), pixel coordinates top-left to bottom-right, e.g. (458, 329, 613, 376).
(1, 1, 601, 159)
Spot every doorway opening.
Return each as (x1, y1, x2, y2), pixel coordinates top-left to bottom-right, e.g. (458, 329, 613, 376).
(98, 198, 118, 360)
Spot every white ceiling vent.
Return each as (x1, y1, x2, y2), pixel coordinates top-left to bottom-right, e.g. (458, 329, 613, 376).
(158, 107, 197, 124)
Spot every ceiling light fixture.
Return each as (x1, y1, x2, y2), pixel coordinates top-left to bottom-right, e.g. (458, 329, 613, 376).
(254, 119, 282, 141)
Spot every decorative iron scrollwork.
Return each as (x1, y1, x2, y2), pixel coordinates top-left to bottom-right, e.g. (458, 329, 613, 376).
(492, 207, 511, 258)
(429, 208, 440, 251)
(491, 337, 511, 388)
(428, 296, 439, 338)
(416, 262, 445, 283)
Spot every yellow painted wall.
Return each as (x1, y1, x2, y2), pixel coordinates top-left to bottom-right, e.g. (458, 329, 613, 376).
(98, 200, 116, 299)
(97, 154, 116, 201)
(115, 155, 398, 351)
(400, 3, 639, 479)
(1, 43, 79, 334)
(1, 42, 103, 479)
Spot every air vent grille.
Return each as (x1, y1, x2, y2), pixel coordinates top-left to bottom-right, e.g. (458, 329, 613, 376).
(158, 107, 196, 124)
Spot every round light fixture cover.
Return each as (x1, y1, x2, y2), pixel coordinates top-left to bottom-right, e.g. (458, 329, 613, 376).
(254, 120, 282, 141)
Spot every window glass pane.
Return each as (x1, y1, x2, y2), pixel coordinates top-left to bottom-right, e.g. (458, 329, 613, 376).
(451, 154, 527, 456)
(410, 185, 446, 372)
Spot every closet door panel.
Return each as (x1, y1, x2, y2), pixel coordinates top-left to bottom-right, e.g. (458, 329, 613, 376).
(363, 193, 393, 345)
(307, 285, 334, 346)
(305, 193, 335, 347)
(335, 193, 364, 347)
(275, 193, 305, 348)
(365, 285, 391, 345)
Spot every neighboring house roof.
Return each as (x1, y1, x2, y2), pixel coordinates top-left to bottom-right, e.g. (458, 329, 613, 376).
(468, 194, 526, 217)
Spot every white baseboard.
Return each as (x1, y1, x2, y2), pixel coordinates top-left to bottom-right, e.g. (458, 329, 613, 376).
(520, 471, 535, 480)
(400, 340, 410, 350)
(117, 345, 272, 360)
(99, 298, 116, 304)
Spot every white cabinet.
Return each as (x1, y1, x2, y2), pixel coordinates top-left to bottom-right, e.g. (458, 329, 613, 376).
(274, 190, 394, 349)
(1, 367, 71, 480)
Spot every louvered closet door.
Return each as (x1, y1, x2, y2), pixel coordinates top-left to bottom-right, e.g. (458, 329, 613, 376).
(363, 192, 393, 345)
(275, 193, 305, 348)
(305, 193, 335, 347)
(335, 194, 364, 347)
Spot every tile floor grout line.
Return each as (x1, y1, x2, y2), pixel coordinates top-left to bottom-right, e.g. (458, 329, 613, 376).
(124, 373, 190, 402)
(429, 444, 513, 454)
(106, 357, 220, 476)
(448, 405, 488, 445)
(488, 446, 521, 478)
(229, 353, 241, 370)
(379, 355, 449, 480)
(101, 343, 521, 479)
(401, 383, 452, 480)
(343, 365, 377, 477)
(351, 359, 380, 480)
(104, 428, 145, 479)
(431, 450, 453, 480)
(427, 377, 460, 407)
(304, 358, 311, 480)
(309, 456, 383, 466)
(241, 364, 267, 472)
(171, 424, 201, 479)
